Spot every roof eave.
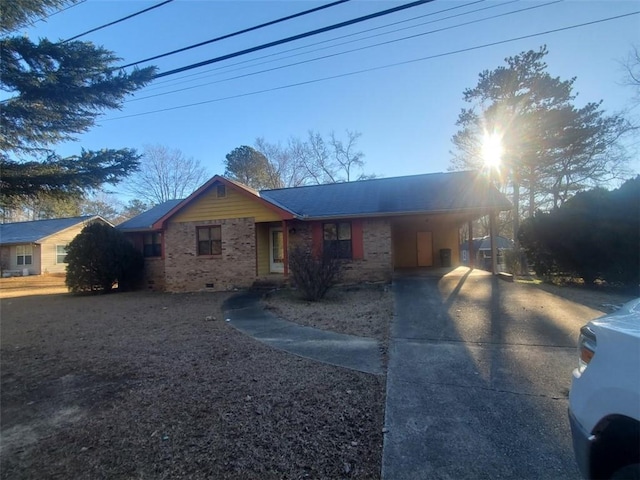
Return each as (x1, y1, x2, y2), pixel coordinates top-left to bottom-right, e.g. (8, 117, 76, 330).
(298, 204, 512, 221)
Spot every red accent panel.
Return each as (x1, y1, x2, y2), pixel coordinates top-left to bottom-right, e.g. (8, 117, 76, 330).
(312, 222, 323, 258)
(352, 219, 364, 260)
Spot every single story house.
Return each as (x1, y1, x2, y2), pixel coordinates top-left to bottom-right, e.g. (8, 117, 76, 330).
(460, 235, 514, 272)
(117, 171, 512, 292)
(0, 215, 110, 276)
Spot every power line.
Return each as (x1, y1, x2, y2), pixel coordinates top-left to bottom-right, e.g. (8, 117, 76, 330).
(120, 0, 352, 69)
(62, 0, 175, 42)
(28, 0, 87, 26)
(146, 0, 491, 90)
(104, 11, 639, 122)
(137, 0, 523, 99)
(152, 0, 434, 79)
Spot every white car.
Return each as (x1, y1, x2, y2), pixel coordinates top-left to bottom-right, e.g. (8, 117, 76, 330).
(568, 298, 640, 479)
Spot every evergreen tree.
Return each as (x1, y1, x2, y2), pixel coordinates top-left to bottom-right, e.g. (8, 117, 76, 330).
(451, 46, 631, 240)
(0, 0, 156, 202)
(65, 222, 143, 293)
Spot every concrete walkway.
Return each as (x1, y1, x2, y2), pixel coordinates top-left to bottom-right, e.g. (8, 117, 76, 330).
(381, 267, 599, 479)
(222, 291, 383, 375)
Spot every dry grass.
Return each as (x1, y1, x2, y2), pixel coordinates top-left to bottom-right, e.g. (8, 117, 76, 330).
(0, 274, 67, 298)
(262, 283, 393, 341)
(0, 279, 386, 479)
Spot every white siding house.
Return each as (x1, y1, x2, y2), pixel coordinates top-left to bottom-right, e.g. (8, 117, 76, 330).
(0, 216, 110, 276)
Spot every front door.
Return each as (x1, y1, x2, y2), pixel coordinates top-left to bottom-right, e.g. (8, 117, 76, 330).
(416, 231, 433, 267)
(269, 228, 284, 273)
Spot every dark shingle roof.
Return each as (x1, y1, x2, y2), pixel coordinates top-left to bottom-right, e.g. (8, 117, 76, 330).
(0, 216, 97, 245)
(116, 199, 183, 231)
(260, 171, 511, 218)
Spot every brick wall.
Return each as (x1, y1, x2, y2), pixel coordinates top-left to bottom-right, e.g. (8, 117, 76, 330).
(342, 218, 392, 283)
(164, 218, 256, 292)
(287, 221, 312, 254)
(143, 258, 166, 291)
(286, 218, 392, 285)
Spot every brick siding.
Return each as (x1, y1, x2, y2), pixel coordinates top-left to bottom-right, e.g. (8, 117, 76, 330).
(164, 218, 256, 292)
(286, 218, 392, 285)
(342, 218, 392, 283)
(143, 258, 166, 291)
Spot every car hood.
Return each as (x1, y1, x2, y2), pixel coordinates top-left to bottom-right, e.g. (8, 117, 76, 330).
(591, 298, 640, 336)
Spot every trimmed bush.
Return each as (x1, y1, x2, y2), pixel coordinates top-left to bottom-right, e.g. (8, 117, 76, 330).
(288, 245, 344, 301)
(65, 222, 143, 293)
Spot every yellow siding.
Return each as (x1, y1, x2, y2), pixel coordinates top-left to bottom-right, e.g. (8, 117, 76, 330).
(172, 186, 283, 223)
(392, 215, 462, 268)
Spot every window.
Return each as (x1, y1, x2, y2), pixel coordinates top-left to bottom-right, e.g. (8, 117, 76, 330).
(16, 245, 33, 265)
(143, 233, 162, 257)
(323, 222, 352, 259)
(197, 226, 222, 256)
(217, 185, 226, 198)
(56, 245, 68, 264)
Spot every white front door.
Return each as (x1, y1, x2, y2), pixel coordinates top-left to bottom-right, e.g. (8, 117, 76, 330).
(269, 228, 284, 273)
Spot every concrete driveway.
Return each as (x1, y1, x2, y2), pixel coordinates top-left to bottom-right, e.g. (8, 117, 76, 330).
(382, 267, 604, 479)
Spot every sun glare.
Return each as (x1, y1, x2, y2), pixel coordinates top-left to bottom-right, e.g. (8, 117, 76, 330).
(482, 133, 503, 169)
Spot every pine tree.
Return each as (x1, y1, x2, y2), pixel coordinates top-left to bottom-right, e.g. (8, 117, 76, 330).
(0, 0, 156, 202)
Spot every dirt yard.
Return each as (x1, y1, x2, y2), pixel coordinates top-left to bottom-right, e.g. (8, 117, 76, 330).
(0, 277, 388, 479)
(1, 273, 633, 479)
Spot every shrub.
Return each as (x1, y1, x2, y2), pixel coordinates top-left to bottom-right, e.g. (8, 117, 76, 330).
(288, 245, 344, 301)
(518, 177, 639, 289)
(504, 248, 524, 277)
(65, 222, 143, 293)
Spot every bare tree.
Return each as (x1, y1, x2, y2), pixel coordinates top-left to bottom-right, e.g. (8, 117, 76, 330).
(298, 131, 337, 184)
(292, 130, 368, 185)
(254, 130, 369, 188)
(81, 191, 124, 224)
(254, 138, 306, 188)
(622, 44, 640, 106)
(124, 145, 209, 204)
(329, 130, 365, 182)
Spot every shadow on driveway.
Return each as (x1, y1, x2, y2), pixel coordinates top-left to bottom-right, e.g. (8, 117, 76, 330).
(382, 267, 603, 479)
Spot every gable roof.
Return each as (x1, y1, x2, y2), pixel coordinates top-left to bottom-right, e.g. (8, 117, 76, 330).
(0, 216, 104, 245)
(260, 171, 511, 219)
(118, 171, 512, 230)
(150, 175, 295, 229)
(116, 199, 183, 232)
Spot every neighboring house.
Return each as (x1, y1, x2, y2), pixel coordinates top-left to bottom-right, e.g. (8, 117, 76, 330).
(460, 235, 514, 272)
(0, 216, 110, 276)
(117, 171, 512, 292)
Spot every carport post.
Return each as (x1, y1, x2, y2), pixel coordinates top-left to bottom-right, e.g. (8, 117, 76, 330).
(489, 211, 498, 274)
(467, 221, 474, 268)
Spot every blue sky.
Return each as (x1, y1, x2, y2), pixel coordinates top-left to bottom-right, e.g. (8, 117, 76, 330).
(21, 0, 640, 182)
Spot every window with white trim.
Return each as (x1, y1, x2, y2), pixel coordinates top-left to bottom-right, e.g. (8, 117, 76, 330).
(17, 245, 33, 265)
(56, 245, 68, 264)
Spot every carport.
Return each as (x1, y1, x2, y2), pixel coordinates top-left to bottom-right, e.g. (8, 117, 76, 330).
(391, 208, 506, 272)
